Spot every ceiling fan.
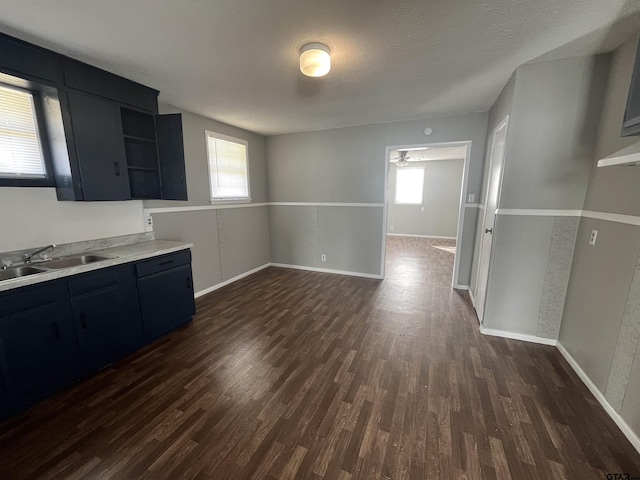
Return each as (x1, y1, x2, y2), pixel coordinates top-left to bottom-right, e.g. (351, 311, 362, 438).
(390, 150, 420, 167)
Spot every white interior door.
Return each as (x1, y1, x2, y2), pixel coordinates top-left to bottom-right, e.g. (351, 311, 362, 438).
(474, 116, 509, 323)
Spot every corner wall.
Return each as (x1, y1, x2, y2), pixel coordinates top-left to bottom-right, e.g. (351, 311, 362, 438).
(267, 113, 489, 284)
(478, 55, 609, 341)
(143, 106, 270, 295)
(559, 33, 640, 447)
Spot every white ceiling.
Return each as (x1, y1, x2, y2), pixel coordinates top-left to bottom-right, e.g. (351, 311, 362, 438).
(0, 0, 638, 136)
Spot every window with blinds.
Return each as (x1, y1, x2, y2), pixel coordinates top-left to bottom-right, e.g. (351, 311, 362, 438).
(0, 84, 47, 179)
(395, 166, 424, 204)
(206, 131, 250, 201)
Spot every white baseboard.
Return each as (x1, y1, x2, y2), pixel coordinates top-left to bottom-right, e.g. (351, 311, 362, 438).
(468, 289, 476, 307)
(479, 326, 557, 346)
(270, 263, 383, 279)
(194, 263, 271, 298)
(387, 233, 456, 240)
(556, 342, 640, 454)
(452, 284, 469, 290)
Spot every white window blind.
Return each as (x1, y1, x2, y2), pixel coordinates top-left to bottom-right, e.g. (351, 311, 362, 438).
(206, 132, 250, 201)
(0, 84, 47, 179)
(395, 167, 424, 204)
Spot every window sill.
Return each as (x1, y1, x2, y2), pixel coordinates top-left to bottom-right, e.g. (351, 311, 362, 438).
(394, 202, 423, 206)
(210, 198, 252, 206)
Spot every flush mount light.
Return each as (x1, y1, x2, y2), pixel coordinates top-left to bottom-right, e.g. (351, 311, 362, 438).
(299, 43, 331, 77)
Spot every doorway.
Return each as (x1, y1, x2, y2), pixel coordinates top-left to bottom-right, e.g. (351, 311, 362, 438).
(381, 142, 471, 289)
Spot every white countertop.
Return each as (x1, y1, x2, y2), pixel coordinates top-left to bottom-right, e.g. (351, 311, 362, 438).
(0, 240, 193, 293)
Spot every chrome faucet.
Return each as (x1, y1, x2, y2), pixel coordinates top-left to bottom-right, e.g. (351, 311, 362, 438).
(24, 244, 56, 264)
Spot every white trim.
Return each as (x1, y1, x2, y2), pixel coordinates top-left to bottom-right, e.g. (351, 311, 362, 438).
(269, 202, 384, 208)
(465, 203, 480, 208)
(194, 263, 270, 298)
(582, 210, 640, 227)
(557, 342, 640, 454)
(597, 140, 640, 167)
(496, 208, 582, 217)
(468, 288, 476, 308)
(270, 262, 383, 279)
(146, 203, 269, 214)
(478, 204, 485, 210)
(387, 233, 456, 240)
(494, 208, 640, 227)
(453, 284, 469, 290)
(479, 326, 558, 346)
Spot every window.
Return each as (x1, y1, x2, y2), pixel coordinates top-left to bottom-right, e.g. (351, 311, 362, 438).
(205, 131, 250, 202)
(0, 83, 48, 181)
(395, 167, 424, 204)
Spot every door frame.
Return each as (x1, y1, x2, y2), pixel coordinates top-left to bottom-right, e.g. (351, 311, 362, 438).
(473, 115, 510, 323)
(381, 140, 473, 289)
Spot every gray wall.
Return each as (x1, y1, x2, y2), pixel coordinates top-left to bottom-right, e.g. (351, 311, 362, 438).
(479, 55, 609, 338)
(470, 73, 516, 294)
(387, 159, 464, 237)
(144, 106, 271, 293)
(559, 33, 640, 440)
(267, 113, 489, 282)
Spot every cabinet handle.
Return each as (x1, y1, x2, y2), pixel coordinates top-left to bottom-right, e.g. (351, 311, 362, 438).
(80, 312, 87, 329)
(51, 322, 60, 339)
(186, 277, 192, 289)
(159, 260, 173, 266)
(113, 162, 121, 176)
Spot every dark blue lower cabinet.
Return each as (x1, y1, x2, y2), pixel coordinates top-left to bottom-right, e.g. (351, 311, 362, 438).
(0, 297, 81, 408)
(70, 266, 143, 374)
(137, 263, 196, 338)
(0, 249, 194, 417)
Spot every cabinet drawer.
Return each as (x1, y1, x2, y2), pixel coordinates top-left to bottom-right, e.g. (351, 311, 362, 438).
(135, 250, 191, 278)
(68, 269, 118, 297)
(0, 281, 68, 317)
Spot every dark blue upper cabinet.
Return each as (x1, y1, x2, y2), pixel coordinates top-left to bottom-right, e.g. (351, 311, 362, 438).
(0, 32, 187, 202)
(62, 58, 159, 114)
(67, 91, 131, 201)
(0, 33, 63, 84)
(157, 114, 188, 201)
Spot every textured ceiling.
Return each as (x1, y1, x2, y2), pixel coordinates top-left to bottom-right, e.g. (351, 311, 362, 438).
(0, 0, 638, 135)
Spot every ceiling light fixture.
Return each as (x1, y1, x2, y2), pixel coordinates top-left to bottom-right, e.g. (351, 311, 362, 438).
(299, 43, 331, 77)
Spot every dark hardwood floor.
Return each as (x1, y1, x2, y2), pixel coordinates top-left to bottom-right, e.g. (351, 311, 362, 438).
(1, 236, 639, 479)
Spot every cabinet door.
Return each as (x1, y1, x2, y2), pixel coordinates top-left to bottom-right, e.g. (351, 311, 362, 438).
(138, 264, 195, 338)
(157, 114, 188, 200)
(72, 285, 126, 373)
(71, 267, 143, 373)
(0, 300, 81, 405)
(67, 91, 131, 201)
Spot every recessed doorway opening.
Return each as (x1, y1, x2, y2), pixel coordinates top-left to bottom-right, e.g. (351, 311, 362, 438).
(381, 142, 471, 289)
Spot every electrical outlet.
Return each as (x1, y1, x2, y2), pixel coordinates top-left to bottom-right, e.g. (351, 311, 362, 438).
(390, 225, 395, 231)
(589, 229, 598, 245)
(145, 214, 154, 232)
(321, 254, 327, 262)
(468, 194, 475, 203)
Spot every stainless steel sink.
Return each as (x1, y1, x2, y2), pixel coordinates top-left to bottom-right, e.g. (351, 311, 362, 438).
(0, 266, 47, 281)
(43, 254, 113, 269)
